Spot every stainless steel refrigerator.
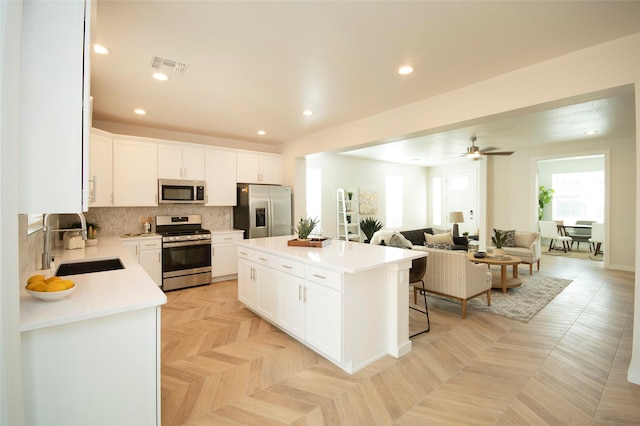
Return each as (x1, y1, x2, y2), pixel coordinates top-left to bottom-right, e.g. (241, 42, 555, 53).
(234, 184, 292, 238)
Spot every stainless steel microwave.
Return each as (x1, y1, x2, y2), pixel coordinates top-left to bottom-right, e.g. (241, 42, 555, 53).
(158, 179, 206, 204)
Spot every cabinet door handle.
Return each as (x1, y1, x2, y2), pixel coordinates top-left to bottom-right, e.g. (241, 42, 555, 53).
(212, 247, 215, 256)
(239, 251, 248, 255)
(312, 274, 326, 279)
(258, 257, 268, 262)
(303, 287, 307, 302)
(282, 265, 293, 269)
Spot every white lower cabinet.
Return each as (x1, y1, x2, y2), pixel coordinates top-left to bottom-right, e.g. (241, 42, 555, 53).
(278, 271, 305, 339)
(237, 250, 256, 308)
(255, 263, 279, 323)
(22, 307, 160, 425)
(211, 231, 244, 281)
(238, 248, 343, 364)
(303, 280, 342, 362)
(120, 237, 162, 286)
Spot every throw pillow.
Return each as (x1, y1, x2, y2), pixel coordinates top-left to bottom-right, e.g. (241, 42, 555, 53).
(425, 232, 454, 245)
(494, 228, 516, 247)
(388, 232, 413, 249)
(425, 243, 453, 250)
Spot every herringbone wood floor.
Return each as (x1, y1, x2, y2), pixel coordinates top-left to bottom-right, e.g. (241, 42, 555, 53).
(161, 252, 640, 425)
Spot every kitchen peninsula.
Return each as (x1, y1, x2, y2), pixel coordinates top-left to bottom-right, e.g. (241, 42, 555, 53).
(20, 236, 166, 425)
(236, 235, 427, 374)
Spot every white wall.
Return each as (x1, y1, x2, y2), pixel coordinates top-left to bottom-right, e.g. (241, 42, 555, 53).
(306, 154, 428, 239)
(0, 0, 26, 423)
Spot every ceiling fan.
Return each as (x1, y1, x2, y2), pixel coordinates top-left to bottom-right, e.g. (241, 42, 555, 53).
(465, 136, 514, 159)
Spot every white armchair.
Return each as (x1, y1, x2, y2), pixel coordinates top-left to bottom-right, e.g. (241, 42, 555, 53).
(489, 231, 541, 275)
(413, 247, 492, 318)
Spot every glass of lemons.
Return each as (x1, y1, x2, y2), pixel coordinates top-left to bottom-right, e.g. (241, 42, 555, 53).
(25, 274, 75, 301)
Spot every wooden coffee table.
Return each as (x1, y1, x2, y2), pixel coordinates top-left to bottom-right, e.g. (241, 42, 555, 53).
(467, 253, 522, 293)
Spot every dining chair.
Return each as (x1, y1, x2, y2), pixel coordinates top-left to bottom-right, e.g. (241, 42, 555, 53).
(589, 223, 605, 256)
(539, 220, 573, 253)
(568, 220, 595, 250)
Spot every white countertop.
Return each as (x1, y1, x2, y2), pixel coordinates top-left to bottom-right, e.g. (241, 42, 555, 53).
(211, 229, 244, 235)
(236, 235, 426, 274)
(20, 236, 167, 332)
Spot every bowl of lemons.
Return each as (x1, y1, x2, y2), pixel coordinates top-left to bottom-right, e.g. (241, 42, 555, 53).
(25, 274, 75, 301)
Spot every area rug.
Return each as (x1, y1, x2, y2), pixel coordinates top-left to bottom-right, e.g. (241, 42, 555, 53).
(423, 274, 573, 322)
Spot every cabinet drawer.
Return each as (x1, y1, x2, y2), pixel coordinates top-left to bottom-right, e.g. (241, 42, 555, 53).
(211, 233, 243, 244)
(276, 258, 304, 277)
(306, 266, 342, 291)
(237, 247, 254, 261)
(139, 239, 162, 250)
(254, 252, 276, 268)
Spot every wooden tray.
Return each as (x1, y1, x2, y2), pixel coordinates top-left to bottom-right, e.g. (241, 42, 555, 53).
(287, 238, 331, 248)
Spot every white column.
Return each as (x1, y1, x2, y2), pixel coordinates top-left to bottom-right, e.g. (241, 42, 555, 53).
(387, 260, 413, 357)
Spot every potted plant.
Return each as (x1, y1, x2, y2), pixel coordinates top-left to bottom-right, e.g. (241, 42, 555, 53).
(538, 186, 555, 220)
(86, 224, 99, 246)
(347, 191, 353, 200)
(360, 217, 383, 243)
(293, 216, 319, 240)
(71, 221, 99, 245)
(492, 230, 508, 256)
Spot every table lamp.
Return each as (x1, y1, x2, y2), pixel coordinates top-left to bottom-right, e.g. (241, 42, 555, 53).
(449, 211, 464, 238)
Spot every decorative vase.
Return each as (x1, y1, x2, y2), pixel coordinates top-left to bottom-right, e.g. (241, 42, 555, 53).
(493, 248, 505, 257)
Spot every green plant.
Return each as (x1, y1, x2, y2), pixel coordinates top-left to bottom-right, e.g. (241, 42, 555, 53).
(359, 217, 383, 241)
(293, 216, 319, 239)
(71, 222, 99, 239)
(538, 186, 555, 220)
(492, 230, 508, 249)
(347, 191, 353, 200)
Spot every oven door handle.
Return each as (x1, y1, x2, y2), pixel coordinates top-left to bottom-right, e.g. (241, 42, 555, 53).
(163, 239, 212, 248)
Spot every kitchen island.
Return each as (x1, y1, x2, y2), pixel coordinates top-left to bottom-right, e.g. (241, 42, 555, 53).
(236, 235, 427, 374)
(20, 236, 166, 425)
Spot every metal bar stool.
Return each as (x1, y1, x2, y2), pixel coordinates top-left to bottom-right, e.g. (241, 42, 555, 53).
(409, 256, 430, 337)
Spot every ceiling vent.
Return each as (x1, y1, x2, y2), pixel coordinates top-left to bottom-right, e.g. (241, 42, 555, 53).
(150, 56, 188, 76)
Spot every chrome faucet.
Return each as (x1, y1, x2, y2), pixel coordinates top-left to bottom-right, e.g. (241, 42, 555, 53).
(42, 212, 87, 269)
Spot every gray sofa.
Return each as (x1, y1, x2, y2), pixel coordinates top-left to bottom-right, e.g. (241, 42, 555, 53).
(399, 228, 469, 251)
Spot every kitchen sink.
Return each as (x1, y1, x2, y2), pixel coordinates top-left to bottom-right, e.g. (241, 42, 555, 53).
(56, 258, 125, 276)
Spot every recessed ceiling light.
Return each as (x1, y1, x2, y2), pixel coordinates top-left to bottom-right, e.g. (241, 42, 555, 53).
(134, 109, 146, 115)
(257, 130, 266, 136)
(398, 65, 413, 75)
(152, 72, 169, 81)
(584, 130, 598, 135)
(93, 44, 111, 55)
(303, 110, 314, 116)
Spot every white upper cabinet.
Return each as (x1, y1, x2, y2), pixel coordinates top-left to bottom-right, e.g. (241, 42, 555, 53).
(205, 149, 237, 206)
(113, 139, 158, 206)
(236, 152, 282, 184)
(18, 0, 91, 213)
(89, 130, 113, 207)
(158, 144, 205, 181)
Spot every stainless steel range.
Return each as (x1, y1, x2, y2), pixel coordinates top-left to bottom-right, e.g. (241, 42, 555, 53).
(156, 215, 212, 291)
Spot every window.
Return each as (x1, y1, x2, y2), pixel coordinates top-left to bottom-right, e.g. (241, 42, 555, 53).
(306, 168, 322, 233)
(386, 175, 403, 229)
(432, 177, 441, 226)
(552, 171, 604, 224)
(27, 213, 44, 235)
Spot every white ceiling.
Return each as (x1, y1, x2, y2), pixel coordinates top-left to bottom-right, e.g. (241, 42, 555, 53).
(91, 1, 640, 164)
